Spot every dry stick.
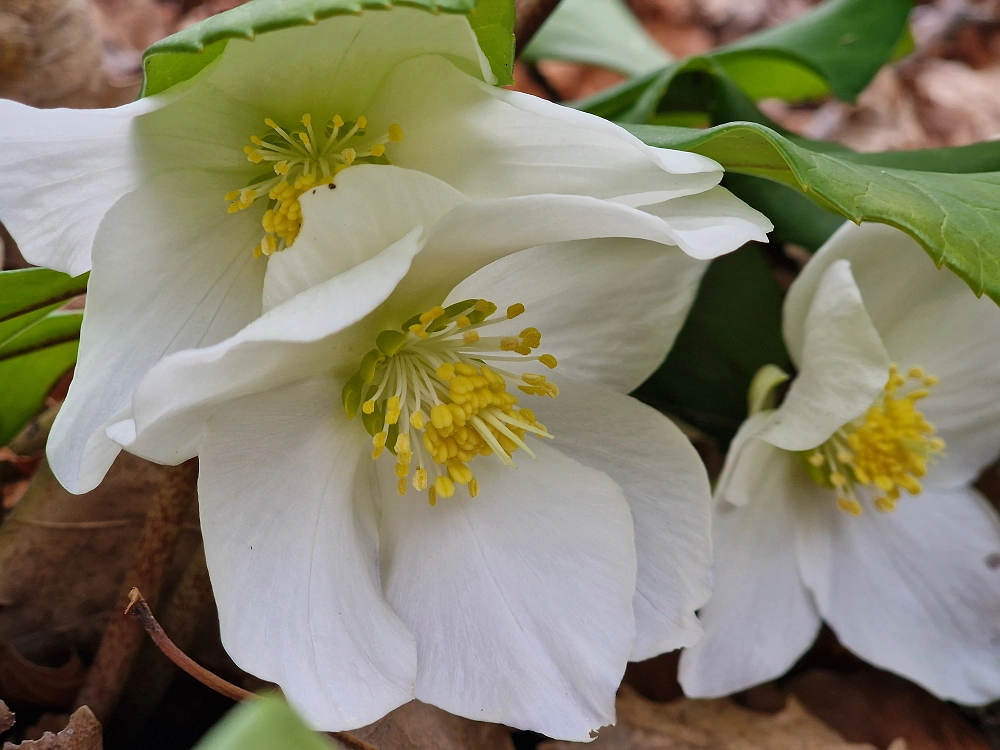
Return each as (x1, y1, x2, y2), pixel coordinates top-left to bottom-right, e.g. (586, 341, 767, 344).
(74, 459, 199, 719)
(126, 588, 381, 750)
(515, 0, 565, 57)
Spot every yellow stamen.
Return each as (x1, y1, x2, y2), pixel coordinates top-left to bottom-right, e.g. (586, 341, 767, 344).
(803, 364, 944, 515)
(226, 113, 403, 256)
(342, 300, 557, 506)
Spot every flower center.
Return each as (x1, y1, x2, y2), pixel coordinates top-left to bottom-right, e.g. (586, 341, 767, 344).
(342, 299, 560, 506)
(225, 113, 403, 258)
(803, 364, 944, 516)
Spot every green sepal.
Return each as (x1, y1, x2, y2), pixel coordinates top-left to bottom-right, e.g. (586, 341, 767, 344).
(342, 372, 365, 418)
(359, 348, 384, 382)
(376, 329, 408, 356)
(361, 389, 386, 437)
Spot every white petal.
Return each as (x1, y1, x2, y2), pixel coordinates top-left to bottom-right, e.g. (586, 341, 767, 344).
(714, 410, 782, 507)
(394, 191, 744, 320)
(367, 55, 723, 205)
(375, 443, 636, 741)
(446, 237, 707, 393)
(202, 8, 491, 127)
(263, 166, 466, 310)
(639, 186, 772, 260)
(199, 378, 417, 728)
(785, 222, 1000, 486)
(527, 378, 712, 660)
(757, 259, 889, 451)
(47, 170, 265, 493)
(118, 227, 426, 466)
(0, 97, 160, 275)
(679, 448, 823, 697)
(797, 484, 1000, 704)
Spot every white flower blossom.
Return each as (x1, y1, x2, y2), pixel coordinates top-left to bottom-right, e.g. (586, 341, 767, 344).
(679, 222, 1000, 705)
(0, 7, 769, 497)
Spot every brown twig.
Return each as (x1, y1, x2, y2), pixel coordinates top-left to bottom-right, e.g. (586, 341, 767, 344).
(125, 587, 251, 702)
(74, 459, 199, 719)
(126, 588, 381, 750)
(515, 0, 564, 57)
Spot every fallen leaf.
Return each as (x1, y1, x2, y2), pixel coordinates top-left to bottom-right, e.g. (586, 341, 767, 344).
(0, 454, 198, 662)
(2, 706, 101, 749)
(0, 640, 85, 710)
(0, 0, 107, 108)
(786, 669, 991, 750)
(540, 684, 877, 750)
(353, 700, 515, 750)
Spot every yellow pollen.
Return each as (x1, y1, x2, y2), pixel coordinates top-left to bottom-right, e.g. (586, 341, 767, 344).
(803, 364, 944, 516)
(226, 113, 404, 257)
(342, 299, 558, 505)
(507, 303, 525, 319)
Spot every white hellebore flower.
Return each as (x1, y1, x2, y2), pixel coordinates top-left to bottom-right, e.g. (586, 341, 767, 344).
(0, 5, 769, 497)
(100, 193, 759, 739)
(679, 222, 1000, 705)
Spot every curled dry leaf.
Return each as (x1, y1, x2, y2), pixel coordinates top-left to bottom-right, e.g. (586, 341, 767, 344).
(0, 0, 106, 108)
(0, 701, 14, 733)
(540, 684, 878, 750)
(1, 706, 101, 750)
(0, 640, 85, 710)
(352, 700, 516, 750)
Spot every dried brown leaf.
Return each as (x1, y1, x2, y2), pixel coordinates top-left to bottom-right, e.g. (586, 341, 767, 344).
(0, 454, 195, 661)
(2, 706, 101, 750)
(353, 700, 515, 750)
(0, 641, 85, 710)
(540, 684, 877, 750)
(787, 669, 990, 750)
(0, 701, 14, 733)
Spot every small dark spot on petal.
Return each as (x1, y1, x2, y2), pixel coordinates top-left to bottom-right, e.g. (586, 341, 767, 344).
(311, 189, 316, 194)
(985, 552, 1000, 569)
(328, 183, 336, 189)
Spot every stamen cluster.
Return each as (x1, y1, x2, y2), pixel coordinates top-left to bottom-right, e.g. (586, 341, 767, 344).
(804, 364, 944, 515)
(225, 114, 403, 257)
(343, 299, 560, 506)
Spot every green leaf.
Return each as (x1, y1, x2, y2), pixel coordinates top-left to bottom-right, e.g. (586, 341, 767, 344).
(0, 311, 83, 364)
(141, 0, 515, 97)
(633, 245, 789, 446)
(0, 342, 78, 447)
(576, 0, 911, 120)
(0, 268, 88, 324)
(522, 0, 671, 77)
(193, 696, 340, 750)
(629, 120, 1000, 305)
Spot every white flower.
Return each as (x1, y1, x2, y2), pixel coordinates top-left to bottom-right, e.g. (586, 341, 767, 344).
(99, 197, 749, 736)
(679, 222, 1000, 705)
(0, 6, 769, 496)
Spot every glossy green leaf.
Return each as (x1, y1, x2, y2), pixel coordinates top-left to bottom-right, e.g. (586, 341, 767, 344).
(0, 268, 88, 324)
(576, 0, 911, 120)
(194, 696, 340, 750)
(0, 341, 78, 447)
(522, 0, 671, 77)
(141, 0, 515, 97)
(629, 120, 1000, 304)
(633, 245, 789, 447)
